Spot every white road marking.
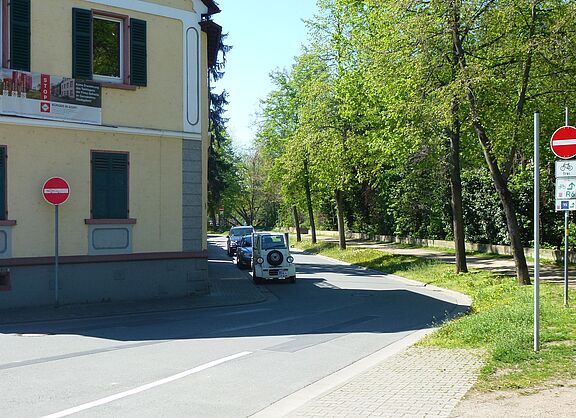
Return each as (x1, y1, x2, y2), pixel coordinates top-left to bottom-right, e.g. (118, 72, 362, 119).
(218, 308, 271, 317)
(41, 351, 252, 418)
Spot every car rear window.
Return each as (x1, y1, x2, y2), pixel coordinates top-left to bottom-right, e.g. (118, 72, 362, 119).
(231, 227, 253, 237)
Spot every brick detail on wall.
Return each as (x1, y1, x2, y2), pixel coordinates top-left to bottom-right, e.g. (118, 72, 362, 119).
(182, 139, 203, 252)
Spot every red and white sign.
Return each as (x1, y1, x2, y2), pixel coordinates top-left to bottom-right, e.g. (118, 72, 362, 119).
(40, 74, 51, 113)
(551, 126, 576, 159)
(42, 177, 70, 205)
(40, 74, 50, 100)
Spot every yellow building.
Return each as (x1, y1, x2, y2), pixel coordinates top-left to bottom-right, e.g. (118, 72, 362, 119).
(0, 0, 221, 308)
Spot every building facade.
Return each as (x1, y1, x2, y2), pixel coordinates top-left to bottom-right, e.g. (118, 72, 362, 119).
(0, 0, 220, 308)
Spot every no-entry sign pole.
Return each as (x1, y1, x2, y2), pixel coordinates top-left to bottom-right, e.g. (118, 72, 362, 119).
(564, 209, 569, 307)
(565, 108, 570, 308)
(534, 111, 540, 352)
(55, 204, 59, 304)
(42, 177, 70, 306)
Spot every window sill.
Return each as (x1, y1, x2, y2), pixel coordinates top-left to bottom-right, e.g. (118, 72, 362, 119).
(85, 219, 137, 225)
(0, 220, 17, 226)
(99, 82, 138, 91)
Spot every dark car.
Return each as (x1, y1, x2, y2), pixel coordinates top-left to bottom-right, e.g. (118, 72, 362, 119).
(226, 226, 254, 256)
(235, 235, 253, 269)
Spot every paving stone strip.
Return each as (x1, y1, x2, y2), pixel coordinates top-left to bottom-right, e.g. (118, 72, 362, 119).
(290, 347, 483, 418)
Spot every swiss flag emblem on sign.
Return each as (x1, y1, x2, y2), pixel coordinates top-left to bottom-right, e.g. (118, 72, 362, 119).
(551, 126, 576, 159)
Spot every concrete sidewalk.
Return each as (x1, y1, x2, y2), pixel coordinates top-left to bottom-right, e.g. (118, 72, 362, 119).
(288, 346, 483, 418)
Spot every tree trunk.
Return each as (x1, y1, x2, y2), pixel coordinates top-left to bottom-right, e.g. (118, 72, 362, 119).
(292, 205, 302, 242)
(450, 3, 530, 284)
(335, 189, 346, 250)
(447, 100, 468, 273)
(304, 158, 317, 244)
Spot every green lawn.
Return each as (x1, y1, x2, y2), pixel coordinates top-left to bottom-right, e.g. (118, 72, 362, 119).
(293, 238, 576, 391)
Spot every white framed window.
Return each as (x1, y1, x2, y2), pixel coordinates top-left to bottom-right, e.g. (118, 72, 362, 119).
(92, 14, 124, 83)
(73, 8, 146, 87)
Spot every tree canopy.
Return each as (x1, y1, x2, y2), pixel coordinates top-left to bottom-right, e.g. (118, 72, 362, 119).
(212, 0, 576, 281)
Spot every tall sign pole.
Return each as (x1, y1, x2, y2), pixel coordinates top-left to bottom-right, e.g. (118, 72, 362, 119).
(55, 204, 59, 304)
(534, 111, 540, 352)
(42, 177, 71, 306)
(565, 108, 570, 308)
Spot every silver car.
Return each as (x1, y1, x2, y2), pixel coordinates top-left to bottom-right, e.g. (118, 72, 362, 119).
(226, 226, 254, 256)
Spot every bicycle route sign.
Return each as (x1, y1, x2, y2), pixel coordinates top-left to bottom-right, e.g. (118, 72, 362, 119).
(556, 160, 576, 177)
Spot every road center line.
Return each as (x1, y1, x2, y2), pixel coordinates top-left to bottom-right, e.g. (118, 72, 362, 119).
(41, 351, 252, 418)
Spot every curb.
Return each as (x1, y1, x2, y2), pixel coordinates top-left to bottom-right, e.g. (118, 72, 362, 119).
(251, 328, 436, 418)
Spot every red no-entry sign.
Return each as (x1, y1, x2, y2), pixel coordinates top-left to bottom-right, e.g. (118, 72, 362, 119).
(42, 177, 70, 205)
(551, 126, 576, 159)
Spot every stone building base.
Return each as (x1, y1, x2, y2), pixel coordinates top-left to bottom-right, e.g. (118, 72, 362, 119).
(0, 256, 209, 309)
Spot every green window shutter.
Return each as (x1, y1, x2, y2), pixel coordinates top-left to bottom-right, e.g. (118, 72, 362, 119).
(10, 0, 31, 71)
(108, 153, 129, 218)
(0, 148, 6, 220)
(92, 152, 128, 219)
(72, 8, 93, 80)
(130, 18, 147, 86)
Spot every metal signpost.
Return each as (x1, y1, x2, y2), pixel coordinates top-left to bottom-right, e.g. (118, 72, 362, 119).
(534, 112, 540, 352)
(551, 109, 575, 309)
(42, 177, 70, 306)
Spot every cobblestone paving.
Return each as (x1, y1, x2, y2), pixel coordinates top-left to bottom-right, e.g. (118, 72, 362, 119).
(290, 347, 483, 418)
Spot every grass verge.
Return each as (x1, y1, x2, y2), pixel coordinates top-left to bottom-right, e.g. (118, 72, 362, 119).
(293, 238, 576, 391)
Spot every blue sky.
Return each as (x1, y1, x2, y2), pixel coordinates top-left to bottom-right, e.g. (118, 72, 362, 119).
(213, 1, 319, 148)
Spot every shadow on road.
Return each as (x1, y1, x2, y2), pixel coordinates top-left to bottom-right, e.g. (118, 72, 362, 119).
(0, 237, 468, 344)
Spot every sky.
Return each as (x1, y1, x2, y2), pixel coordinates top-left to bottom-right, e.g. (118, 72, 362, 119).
(212, 1, 319, 148)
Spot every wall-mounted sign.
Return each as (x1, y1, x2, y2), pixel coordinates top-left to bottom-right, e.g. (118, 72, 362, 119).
(0, 69, 101, 125)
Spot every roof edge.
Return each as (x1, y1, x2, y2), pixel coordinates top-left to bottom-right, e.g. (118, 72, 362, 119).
(199, 20, 222, 68)
(201, 0, 220, 15)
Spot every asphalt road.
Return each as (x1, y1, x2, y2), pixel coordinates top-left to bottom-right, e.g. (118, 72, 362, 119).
(0, 237, 465, 417)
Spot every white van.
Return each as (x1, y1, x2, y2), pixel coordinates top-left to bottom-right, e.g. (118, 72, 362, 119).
(251, 232, 296, 284)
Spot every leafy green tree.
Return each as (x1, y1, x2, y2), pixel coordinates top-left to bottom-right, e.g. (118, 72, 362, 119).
(207, 29, 237, 227)
(256, 57, 326, 243)
(445, 0, 576, 284)
(222, 149, 279, 227)
(251, 0, 576, 281)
